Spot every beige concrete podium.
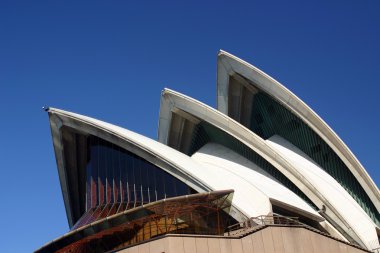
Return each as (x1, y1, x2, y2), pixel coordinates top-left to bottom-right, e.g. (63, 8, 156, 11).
(118, 226, 369, 253)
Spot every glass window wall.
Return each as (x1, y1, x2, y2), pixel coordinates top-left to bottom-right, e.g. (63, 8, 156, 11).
(84, 135, 193, 213)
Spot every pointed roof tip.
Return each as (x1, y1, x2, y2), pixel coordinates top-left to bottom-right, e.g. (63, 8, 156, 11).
(218, 49, 228, 56)
(161, 87, 172, 95)
(45, 107, 68, 116)
(162, 88, 180, 97)
(217, 50, 239, 60)
(217, 50, 258, 70)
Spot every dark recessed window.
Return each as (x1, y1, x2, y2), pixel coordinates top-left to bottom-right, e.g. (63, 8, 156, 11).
(255, 113, 264, 124)
(267, 104, 276, 115)
(255, 127, 264, 137)
(285, 119, 300, 131)
(311, 144, 321, 153)
(323, 153, 329, 163)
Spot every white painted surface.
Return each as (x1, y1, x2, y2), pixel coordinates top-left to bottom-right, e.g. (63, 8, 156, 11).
(266, 135, 379, 250)
(192, 143, 320, 218)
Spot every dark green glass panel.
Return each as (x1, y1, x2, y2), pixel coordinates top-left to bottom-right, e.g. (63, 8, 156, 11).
(248, 92, 380, 226)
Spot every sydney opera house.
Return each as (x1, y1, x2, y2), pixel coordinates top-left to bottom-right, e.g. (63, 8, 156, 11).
(36, 51, 380, 253)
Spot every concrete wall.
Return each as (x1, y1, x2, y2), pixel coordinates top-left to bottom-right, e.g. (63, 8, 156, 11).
(117, 226, 368, 253)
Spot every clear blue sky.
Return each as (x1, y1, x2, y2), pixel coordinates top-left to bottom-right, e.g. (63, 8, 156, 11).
(0, 1, 379, 252)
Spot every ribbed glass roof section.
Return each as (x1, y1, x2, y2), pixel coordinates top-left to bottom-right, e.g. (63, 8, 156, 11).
(249, 91, 380, 226)
(216, 50, 380, 228)
(72, 135, 195, 230)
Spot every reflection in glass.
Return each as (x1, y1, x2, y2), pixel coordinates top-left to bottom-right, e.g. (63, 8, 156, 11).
(73, 135, 193, 230)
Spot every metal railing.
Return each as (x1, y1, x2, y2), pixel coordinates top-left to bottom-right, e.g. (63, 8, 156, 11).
(226, 215, 374, 253)
(226, 214, 311, 236)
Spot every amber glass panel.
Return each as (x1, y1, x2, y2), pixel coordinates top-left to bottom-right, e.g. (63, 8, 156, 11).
(78, 135, 194, 229)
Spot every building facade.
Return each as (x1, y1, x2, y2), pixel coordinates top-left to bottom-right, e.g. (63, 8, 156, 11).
(36, 51, 379, 253)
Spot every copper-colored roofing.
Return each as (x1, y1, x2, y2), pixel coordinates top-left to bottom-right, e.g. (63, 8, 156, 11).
(35, 190, 234, 253)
